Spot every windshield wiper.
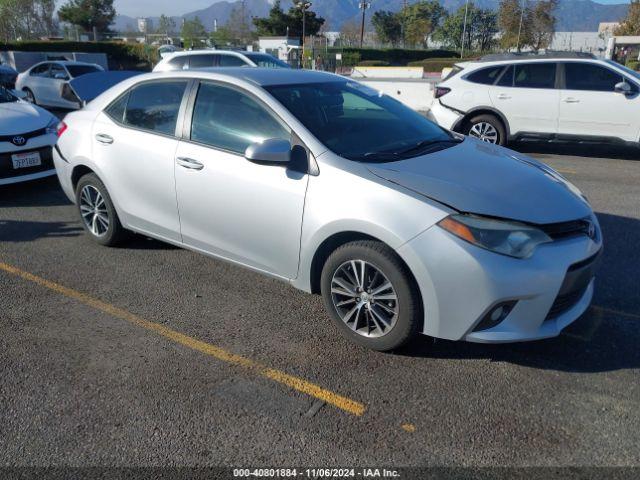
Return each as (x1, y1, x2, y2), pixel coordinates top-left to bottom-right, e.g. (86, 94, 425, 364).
(393, 138, 462, 157)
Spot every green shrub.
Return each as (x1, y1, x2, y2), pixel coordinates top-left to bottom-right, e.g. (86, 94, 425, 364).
(0, 41, 158, 71)
(626, 60, 639, 71)
(356, 60, 390, 66)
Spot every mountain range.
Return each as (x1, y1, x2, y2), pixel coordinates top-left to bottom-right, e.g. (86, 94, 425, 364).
(113, 0, 630, 34)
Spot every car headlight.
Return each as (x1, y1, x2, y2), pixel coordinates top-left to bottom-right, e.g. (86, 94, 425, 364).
(438, 214, 552, 259)
(45, 117, 60, 135)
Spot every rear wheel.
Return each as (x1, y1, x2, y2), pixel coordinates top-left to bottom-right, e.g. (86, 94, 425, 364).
(75, 173, 127, 246)
(320, 240, 420, 351)
(464, 114, 506, 146)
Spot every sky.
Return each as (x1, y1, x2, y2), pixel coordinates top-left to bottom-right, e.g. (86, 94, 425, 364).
(113, 0, 630, 19)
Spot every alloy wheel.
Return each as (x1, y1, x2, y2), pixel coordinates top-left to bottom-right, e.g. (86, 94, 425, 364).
(80, 185, 109, 237)
(330, 260, 399, 338)
(24, 90, 35, 103)
(469, 122, 499, 143)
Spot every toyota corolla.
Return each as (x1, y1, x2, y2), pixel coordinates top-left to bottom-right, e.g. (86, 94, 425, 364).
(52, 69, 602, 351)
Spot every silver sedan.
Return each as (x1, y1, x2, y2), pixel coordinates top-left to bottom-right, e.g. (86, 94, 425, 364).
(52, 68, 602, 351)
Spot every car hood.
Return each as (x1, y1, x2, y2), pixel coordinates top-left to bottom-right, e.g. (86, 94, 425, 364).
(68, 70, 143, 104)
(367, 138, 592, 224)
(0, 101, 54, 135)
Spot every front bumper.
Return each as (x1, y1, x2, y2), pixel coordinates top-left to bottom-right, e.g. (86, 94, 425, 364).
(396, 222, 602, 343)
(0, 134, 57, 185)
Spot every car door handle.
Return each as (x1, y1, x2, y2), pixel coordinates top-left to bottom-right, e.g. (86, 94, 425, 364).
(496, 94, 511, 100)
(563, 98, 580, 103)
(95, 133, 113, 144)
(176, 157, 204, 170)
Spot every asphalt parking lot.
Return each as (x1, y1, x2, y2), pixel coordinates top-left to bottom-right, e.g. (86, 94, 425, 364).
(1, 141, 639, 468)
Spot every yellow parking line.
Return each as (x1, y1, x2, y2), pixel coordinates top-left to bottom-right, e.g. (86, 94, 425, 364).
(592, 305, 640, 320)
(0, 261, 366, 417)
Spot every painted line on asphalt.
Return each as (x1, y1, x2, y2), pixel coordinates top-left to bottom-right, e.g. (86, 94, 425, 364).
(593, 304, 640, 320)
(0, 261, 366, 417)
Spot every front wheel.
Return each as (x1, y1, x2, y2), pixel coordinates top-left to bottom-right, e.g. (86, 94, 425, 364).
(464, 114, 506, 146)
(23, 88, 36, 105)
(320, 240, 421, 351)
(75, 173, 127, 246)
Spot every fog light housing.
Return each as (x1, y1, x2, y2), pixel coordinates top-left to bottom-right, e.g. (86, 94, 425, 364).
(473, 301, 517, 332)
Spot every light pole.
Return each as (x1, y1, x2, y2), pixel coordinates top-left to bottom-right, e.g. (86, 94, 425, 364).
(297, 1, 312, 56)
(516, 0, 526, 52)
(359, 1, 371, 48)
(460, 0, 469, 58)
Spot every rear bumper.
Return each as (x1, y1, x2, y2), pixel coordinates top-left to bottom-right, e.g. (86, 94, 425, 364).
(427, 101, 462, 131)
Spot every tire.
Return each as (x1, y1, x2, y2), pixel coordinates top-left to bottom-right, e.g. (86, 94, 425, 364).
(320, 240, 421, 351)
(23, 88, 36, 105)
(75, 173, 127, 247)
(464, 113, 506, 146)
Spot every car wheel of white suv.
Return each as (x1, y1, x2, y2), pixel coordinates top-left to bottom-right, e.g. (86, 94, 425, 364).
(320, 240, 420, 351)
(76, 173, 128, 246)
(465, 114, 506, 146)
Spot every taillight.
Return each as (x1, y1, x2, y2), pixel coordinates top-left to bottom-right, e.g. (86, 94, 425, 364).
(57, 121, 68, 137)
(434, 86, 451, 99)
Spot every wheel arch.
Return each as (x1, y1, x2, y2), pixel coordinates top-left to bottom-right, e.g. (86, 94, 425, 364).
(71, 164, 96, 192)
(453, 106, 511, 139)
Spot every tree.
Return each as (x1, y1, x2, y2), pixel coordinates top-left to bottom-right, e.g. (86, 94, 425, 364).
(433, 3, 497, 53)
(371, 10, 402, 46)
(498, 0, 526, 50)
(526, 0, 557, 51)
(58, 0, 115, 34)
(614, 0, 640, 35)
(157, 14, 176, 36)
(227, 5, 251, 43)
(401, 0, 447, 48)
(0, 0, 57, 41)
(181, 16, 207, 49)
(339, 20, 360, 47)
(210, 26, 235, 47)
(252, 0, 324, 38)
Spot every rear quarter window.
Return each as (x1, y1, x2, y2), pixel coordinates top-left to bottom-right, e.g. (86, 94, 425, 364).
(465, 66, 505, 85)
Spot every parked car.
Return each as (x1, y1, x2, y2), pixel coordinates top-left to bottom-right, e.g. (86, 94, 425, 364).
(0, 62, 18, 89)
(0, 86, 62, 185)
(153, 50, 290, 72)
(53, 69, 601, 351)
(15, 61, 104, 109)
(429, 52, 640, 147)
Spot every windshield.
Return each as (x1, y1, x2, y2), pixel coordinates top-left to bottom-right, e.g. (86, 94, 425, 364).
(67, 65, 101, 78)
(265, 81, 458, 161)
(605, 60, 640, 81)
(245, 53, 290, 69)
(0, 87, 17, 103)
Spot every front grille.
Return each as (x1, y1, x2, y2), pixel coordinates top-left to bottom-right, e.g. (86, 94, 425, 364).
(539, 218, 594, 240)
(545, 285, 588, 320)
(0, 128, 48, 145)
(0, 147, 54, 179)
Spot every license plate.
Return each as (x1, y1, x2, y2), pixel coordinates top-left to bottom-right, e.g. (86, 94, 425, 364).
(11, 151, 41, 169)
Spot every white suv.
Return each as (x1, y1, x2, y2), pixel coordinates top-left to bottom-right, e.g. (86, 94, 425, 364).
(153, 50, 290, 72)
(428, 53, 640, 147)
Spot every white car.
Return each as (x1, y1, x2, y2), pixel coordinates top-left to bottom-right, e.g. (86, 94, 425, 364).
(428, 52, 640, 147)
(0, 87, 62, 185)
(153, 50, 290, 72)
(15, 61, 104, 109)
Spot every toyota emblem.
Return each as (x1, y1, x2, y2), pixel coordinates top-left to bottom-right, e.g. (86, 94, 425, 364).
(12, 136, 26, 146)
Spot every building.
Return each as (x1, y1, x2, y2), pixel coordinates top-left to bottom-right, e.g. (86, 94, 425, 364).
(550, 32, 608, 55)
(137, 18, 152, 34)
(258, 36, 301, 65)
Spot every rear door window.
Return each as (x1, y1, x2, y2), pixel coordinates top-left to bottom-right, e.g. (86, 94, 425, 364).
(513, 63, 557, 89)
(119, 80, 188, 136)
(218, 55, 247, 67)
(30, 63, 50, 77)
(188, 54, 218, 69)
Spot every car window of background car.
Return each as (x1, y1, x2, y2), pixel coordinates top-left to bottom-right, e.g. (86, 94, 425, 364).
(30, 64, 50, 77)
(496, 65, 514, 86)
(188, 55, 217, 69)
(0, 87, 17, 103)
(167, 56, 187, 70)
(190, 82, 290, 154)
(120, 81, 188, 136)
(565, 63, 624, 92)
(50, 64, 68, 79)
(218, 55, 247, 67)
(266, 81, 453, 161)
(513, 63, 556, 89)
(66, 65, 101, 78)
(244, 53, 290, 69)
(466, 66, 504, 85)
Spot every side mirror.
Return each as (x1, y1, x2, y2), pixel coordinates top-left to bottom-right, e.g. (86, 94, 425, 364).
(244, 138, 291, 164)
(614, 81, 632, 95)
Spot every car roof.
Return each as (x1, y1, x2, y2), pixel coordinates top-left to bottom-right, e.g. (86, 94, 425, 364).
(153, 67, 345, 86)
(458, 56, 606, 70)
(165, 50, 249, 58)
